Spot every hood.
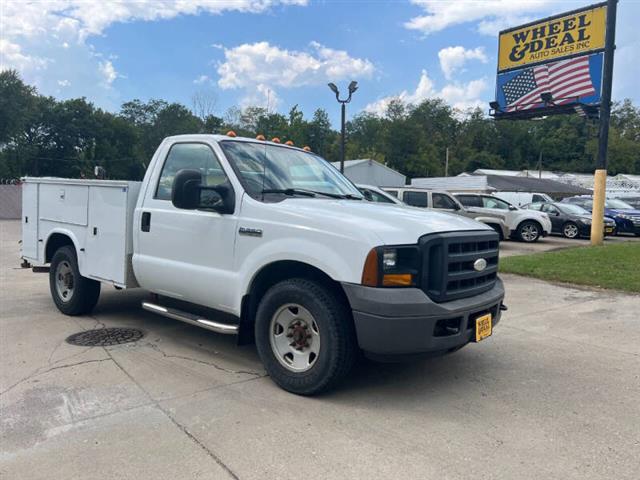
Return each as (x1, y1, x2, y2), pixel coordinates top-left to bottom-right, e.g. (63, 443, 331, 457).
(606, 208, 640, 216)
(265, 198, 491, 245)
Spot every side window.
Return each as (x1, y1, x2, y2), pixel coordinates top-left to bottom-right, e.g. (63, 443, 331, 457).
(432, 193, 458, 210)
(155, 143, 227, 201)
(456, 195, 481, 207)
(532, 194, 547, 203)
(482, 196, 510, 210)
(541, 204, 558, 214)
(403, 191, 429, 208)
(370, 190, 395, 203)
(527, 203, 543, 211)
(384, 190, 399, 198)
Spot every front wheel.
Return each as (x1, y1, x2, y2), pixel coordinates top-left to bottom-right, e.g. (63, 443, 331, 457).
(517, 221, 541, 243)
(562, 222, 580, 239)
(254, 278, 357, 395)
(49, 246, 101, 315)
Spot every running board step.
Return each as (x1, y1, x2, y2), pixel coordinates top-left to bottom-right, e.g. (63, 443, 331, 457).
(142, 301, 239, 335)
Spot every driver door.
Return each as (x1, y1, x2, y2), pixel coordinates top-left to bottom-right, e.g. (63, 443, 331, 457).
(134, 142, 239, 312)
(542, 204, 563, 231)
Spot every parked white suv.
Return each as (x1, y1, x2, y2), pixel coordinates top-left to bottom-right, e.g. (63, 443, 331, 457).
(454, 193, 551, 242)
(381, 187, 510, 240)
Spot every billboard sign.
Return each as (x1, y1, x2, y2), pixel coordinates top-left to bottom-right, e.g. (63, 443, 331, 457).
(498, 3, 607, 72)
(492, 3, 608, 120)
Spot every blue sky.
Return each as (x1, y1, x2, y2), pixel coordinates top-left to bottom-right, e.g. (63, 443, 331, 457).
(2, 1, 638, 126)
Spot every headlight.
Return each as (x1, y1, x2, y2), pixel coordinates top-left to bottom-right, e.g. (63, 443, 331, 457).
(362, 245, 420, 287)
(618, 213, 632, 220)
(578, 218, 591, 225)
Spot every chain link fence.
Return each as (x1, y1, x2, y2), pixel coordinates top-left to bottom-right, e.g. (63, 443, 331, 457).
(0, 182, 22, 219)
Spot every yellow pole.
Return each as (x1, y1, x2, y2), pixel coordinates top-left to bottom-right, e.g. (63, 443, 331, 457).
(590, 169, 607, 246)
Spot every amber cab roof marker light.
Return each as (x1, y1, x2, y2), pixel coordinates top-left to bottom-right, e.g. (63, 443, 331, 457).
(285, 140, 294, 146)
(256, 134, 266, 141)
(226, 130, 237, 137)
(271, 137, 281, 143)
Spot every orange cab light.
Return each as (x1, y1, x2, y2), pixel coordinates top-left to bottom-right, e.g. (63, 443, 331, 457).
(226, 130, 237, 137)
(361, 248, 379, 286)
(271, 137, 281, 143)
(302, 146, 311, 152)
(256, 134, 266, 141)
(285, 140, 294, 146)
(382, 274, 413, 287)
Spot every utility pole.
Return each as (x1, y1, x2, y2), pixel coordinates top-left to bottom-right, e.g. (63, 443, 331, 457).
(538, 151, 542, 179)
(445, 147, 449, 177)
(591, 0, 617, 246)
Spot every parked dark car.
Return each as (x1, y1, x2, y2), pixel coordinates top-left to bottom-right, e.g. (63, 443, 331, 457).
(561, 196, 640, 236)
(525, 202, 616, 238)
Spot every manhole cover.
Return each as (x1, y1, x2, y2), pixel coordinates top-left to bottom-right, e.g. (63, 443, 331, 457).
(66, 328, 144, 347)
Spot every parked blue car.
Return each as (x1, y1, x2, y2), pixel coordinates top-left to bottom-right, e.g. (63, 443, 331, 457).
(561, 196, 640, 236)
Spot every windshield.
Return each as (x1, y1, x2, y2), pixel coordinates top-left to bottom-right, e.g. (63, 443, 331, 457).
(558, 203, 590, 215)
(605, 199, 634, 209)
(220, 141, 363, 200)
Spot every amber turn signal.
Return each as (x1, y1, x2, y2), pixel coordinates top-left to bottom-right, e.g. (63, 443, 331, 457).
(361, 248, 379, 286)
(382, 274, 413, 287)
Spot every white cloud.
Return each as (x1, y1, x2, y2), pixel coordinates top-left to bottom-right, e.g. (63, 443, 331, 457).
(365, 70, 487, 116)
(193, 74, 212, 85)
(405, 0, 558, 35)
(0, 0, 308, 107)
(216, 41, 375, 106)
(438, 46, 487, 80)
(57, 79, 71, 87)
(98, 60, 118, 86)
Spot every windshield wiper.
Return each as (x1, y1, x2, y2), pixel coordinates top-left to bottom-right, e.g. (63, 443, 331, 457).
(261, 188, 316, 197)
(340, 194, 363, 200)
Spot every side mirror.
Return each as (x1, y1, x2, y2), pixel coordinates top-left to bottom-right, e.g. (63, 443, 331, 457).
(172, 169, 234, 213)
(509, 205, 518, 211)
(362, 190, 374, 201)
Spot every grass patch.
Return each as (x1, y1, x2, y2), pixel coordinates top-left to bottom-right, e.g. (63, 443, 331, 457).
(500, 242, 640, 293)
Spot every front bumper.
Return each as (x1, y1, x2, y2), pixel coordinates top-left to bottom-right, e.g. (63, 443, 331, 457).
(342, 279, 505, 356)
(615, 218, 640, 234)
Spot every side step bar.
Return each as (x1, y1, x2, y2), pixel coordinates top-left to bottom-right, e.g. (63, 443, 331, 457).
(142, 302, 239, 335)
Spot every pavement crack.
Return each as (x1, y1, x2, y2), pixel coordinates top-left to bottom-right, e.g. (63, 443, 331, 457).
(105, 348, 240, 480)
(0, 358, 111, 397)
(142, 341, 263, 377)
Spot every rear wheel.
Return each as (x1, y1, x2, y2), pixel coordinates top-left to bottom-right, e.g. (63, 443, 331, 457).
(517, 221, 541, 243)
(49, 246, 100, 315)
(562, 221, 580, 239)
(254, 278, 357, 395)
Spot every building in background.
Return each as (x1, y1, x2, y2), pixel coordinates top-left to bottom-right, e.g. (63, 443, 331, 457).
(331, 159, 406, 187)
(411, 175, 591, 200)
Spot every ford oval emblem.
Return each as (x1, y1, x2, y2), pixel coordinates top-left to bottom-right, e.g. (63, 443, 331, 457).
(473, 258, 487, 272)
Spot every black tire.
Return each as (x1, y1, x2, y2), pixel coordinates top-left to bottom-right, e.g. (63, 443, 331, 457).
(562, 221, 580, 239)
(254, 278, 357, 395)
(49, 246, 101, 315)
(516, 220, 541, 243)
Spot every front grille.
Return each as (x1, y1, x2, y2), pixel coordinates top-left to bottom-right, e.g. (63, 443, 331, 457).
(419, 230, 499, 303)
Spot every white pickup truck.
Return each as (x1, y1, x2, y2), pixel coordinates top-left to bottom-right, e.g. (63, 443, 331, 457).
(21, 134, 505, 394)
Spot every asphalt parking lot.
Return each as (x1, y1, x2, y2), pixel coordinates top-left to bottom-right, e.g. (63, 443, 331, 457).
(1, 220, 639, 480)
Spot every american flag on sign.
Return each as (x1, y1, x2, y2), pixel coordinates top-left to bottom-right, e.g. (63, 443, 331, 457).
(502, 56, 596, 112)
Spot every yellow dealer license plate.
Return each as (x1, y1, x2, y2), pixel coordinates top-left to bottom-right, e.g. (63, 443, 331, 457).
(475, 314, 492, 342)
(605, 227, 614, 234)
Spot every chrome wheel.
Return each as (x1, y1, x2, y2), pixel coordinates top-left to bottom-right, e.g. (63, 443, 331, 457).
(563, 223, 579, 238)
(55, 260, 75, 302)
(520, 223, 539, 242)
(269, 303, 320, 372)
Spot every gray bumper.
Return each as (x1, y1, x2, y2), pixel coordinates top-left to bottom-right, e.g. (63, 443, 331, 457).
(342, 279, 505, 356)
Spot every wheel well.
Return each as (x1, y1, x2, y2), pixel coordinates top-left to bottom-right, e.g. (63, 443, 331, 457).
(485, 223, 504, 240)
(517, 218, 542, 231)
(238, 261, 350, 345)
(45, 233, 75, 263)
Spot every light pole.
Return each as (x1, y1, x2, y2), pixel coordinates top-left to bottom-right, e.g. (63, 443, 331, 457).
(328, 81, 358, 173)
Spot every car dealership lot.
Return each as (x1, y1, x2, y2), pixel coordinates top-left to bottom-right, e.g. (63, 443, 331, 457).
(1, 220, 639, 480)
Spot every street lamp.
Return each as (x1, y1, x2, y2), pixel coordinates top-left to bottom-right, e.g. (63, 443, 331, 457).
(328, 81, 358, 173)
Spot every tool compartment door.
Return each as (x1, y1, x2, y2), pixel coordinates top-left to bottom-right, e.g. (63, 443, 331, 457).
(21, 182, 39, 260)
(84, 185, 129, 285)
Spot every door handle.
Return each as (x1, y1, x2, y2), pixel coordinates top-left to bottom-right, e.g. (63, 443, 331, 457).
(141, 212, 151, 232)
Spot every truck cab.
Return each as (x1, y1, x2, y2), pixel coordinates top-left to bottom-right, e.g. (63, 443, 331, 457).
(22, 134, 505, 395)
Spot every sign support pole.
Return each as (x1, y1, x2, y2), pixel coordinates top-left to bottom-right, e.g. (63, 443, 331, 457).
(591, 0, 617, 246)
